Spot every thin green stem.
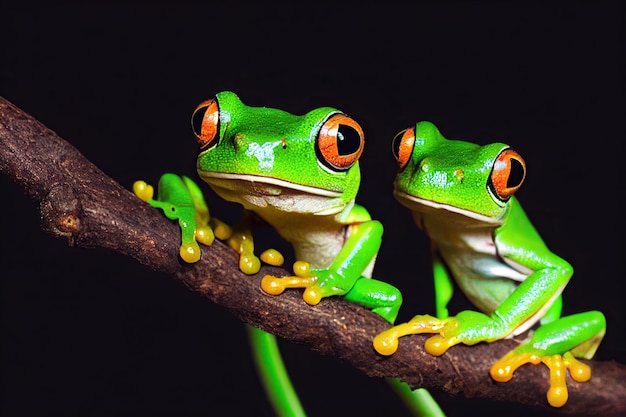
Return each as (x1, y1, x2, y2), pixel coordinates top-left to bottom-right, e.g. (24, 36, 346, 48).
(248, 325, 307, 417)
(387, 378, 446, 417)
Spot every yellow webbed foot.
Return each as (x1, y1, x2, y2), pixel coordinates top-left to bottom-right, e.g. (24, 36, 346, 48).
(374, 314, 449, 356)
(490, 351, 542, 383)
(261, 261, 317, 296)
(261, 274, 318, 297)
(490, 350, 591, 408)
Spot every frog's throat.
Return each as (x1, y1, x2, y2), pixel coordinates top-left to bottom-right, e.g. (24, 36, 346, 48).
(199, 171, 342, 197)
(198, 171, 348, 216)
(394, 190, 500, 224)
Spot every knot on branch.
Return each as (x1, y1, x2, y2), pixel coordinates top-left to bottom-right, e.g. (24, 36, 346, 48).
(40, 182, 81, 239)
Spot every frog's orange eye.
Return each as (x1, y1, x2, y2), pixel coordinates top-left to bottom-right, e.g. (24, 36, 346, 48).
(488, 148, 526, 202)
(316, 114, 364, 171)
(392, 127, 415, 170)
(191, 99, 220, 149)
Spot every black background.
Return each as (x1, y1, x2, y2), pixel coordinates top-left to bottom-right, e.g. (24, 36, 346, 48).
(1, 3, 623, 416)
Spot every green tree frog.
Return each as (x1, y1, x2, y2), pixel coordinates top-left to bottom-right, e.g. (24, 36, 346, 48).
(134, 92, 433, 417)
(373, 121, 606, 408)
(191, 90, 403, 323)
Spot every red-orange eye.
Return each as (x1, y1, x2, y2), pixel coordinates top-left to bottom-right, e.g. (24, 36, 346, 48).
(391, 127, 415, 170)
(316, 114, 364, 171)
(191, 99, 219, 149)
(489, 148, 526, 202)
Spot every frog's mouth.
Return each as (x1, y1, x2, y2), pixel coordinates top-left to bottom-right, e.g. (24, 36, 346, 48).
(394, 190, 500, 225)
(199, 171, 347, 215)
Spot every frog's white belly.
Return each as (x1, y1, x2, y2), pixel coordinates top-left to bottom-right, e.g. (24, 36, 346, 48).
(424, 217, 529, 315)
(282, 224, 347, 270)
(440, 245, 526, 314)
(201, 171, 360, 271)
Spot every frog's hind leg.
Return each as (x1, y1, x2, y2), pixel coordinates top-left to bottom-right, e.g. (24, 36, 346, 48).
(490, 310, 606, 407)
(343, 277, 403, 324)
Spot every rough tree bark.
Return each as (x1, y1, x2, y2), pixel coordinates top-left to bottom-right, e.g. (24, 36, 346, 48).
(1, 96, 624, 416)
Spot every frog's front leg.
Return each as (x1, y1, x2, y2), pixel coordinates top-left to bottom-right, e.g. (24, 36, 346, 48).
(262, 219, 383, 297)
(491, 310, 606, 407)
(261, 220, 402, 322)
(133, 174, 214, 263)
(262, 262, 403, 323)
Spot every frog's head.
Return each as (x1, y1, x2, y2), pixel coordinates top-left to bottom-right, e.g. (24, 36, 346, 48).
(392, 121, 526, 222)
(192, 91, 363, 215)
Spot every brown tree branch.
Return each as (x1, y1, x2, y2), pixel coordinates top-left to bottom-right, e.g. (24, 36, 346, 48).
(1, 96, 624, 416)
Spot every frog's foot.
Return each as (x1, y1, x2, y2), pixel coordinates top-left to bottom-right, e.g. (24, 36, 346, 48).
(261, 274, 318, 297)
(195, 226, 215, 247)
(132, 180, 155, 202)
(178, 209, 214, 263)
(211, 217, 233, 241)
(261, 261, 317, 296)
(374, 314, 449, 356)
(176, 223, 214, 263)
(180, 242, 202, 263)
(226, 229, 261, 274)
(222, 229, 260, 273)
(491, 351, 590, 408)
(237, 251, 261, 275)
(260, 249, 285, 267)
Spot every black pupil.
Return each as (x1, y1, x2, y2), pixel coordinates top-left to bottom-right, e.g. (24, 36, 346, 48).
(507, 158, 525, 188)
(192, 107, 208, 136)
(336, 124, 361, 156)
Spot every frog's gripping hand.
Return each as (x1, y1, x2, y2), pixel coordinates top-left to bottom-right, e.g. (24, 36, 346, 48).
(261, 261, 318, 298)
(261, 219, 402, 324)
(373, 314, 450, 356)
(374, 310, 606, 408)
(260, 218, 384, 302)
(133, 174, 215, 263)
(261, 262, 402, 324)
(491, 310, 605, 407)
(224, 210, 286, 275)
(261, 260, 355, 308)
